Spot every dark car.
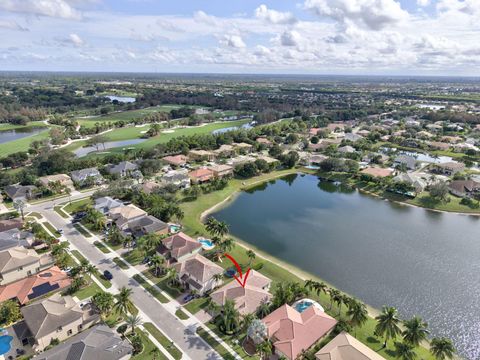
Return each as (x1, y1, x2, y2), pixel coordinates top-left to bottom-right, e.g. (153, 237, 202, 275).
(103, 270, 113, 280)
(183, 294, 195, 303)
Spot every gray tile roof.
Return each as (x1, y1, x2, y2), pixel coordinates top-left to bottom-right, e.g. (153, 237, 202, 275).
(34, 325, 133, 360)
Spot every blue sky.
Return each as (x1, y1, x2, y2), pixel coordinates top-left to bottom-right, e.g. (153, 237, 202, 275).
(0, 0, 478, 75)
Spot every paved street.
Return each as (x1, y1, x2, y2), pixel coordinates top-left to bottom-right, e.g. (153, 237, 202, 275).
(28, 193, 223, 360)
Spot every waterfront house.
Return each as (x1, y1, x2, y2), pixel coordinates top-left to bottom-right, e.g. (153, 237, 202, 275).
(208, 164, 234, 178)
(106, 161, 139, 178)
(160, 169, 191, 189)
(188, 150, 216, 162)
(70, 167, 103, 186)
(189, 168, 215, 184)
(94, 196, 123, 215)
(448, 180, 480, 198)
(360, 167, 394, 178)
(157, 232, 202, 265)
(315, 332, 387, 360)
(162, 154, 188, 167)
(38, 174, 74, 189)
(20, 294, 100, 352)
(393, 155, 417, 170)
(393, 172, 428, 193)
(262, 304, 337, 360)
(4, 184, 38, 202)
(33, 324, 133, 360)
(210, 270, 272, 315)
(123, 215, 168, 238)
(227, 155, 257, 167)
(0, 246, 54, 285)
(255, 155, 280, 166)
(172, 253, 223, 295)
(430, 162, 465, 176)
(0, 266, 71, 305)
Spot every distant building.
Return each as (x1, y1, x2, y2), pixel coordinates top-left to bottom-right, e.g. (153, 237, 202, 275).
(106, 161, 139, 178)
(162, 155, 188, 167)
(160, 169, 191, 189)
(70, 167, 103, 186)
(38, 174, 73, 189)
(94, 197, 123, 215)
(4, 185, 38, 202)
(208, 164, 234, 178)
(393, 155, 417, 170)
(188, 150, 216, 162)
(189, 168, 215, 184)
(431, 162, 465, 176)
(360, 167, 394, 178)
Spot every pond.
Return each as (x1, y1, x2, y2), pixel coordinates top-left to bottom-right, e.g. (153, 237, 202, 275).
(0, 127, 46, 144)
(73, 139, 146, 157)
(211, 122, 253, 135)
(213, 173, 480, 359)
(106, 95, 136, 103)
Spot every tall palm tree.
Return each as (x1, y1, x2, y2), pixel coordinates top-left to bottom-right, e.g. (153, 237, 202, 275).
(212, 273, 223, 287)
(125, 314, 142, 334)
(84, 264, 98, 278)
(394, 342, 417, 360)
(257, 301, 270, 318)
(430, 338, 456, 360)
(217, 299, 240, 334)
(114, 287, 135, 316)
(149, 254, 165, 277)
(402, 316, 429, 347)
(205, 297, 220, 316)
(328, 288, 340, 311)
(375, 306, 402, 348)
(347, 300, 368, 336)
(91, 291, 114, 319)
(246, 250, 256, 266)
(168, 267, 178, 286)
(257, 340, 272, 360)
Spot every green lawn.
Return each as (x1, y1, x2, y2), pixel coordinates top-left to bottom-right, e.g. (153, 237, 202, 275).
(143, 322, 182, 360)
(54, 206, 69, 218)
(174, 309, 189, 320)
(26, 212, 42, 219)
(0, 127, 51, 157)
(63, 198, 92, 214)
(142, 271, 183, 298)
(180, 169, 436, 360)
(196, 328, 236, 360)
(94, 240, 111, 253)
(73, 279, 102, 300)
(131, 329, 167, 360)
(184, 297, 209, 314)
(123, 248, 144, 266)
(113, 256, 130, 270)
(42, 221, 61, 237)
(73, 223, 92, 237)
(132, 274, 169, 303)
(206, 323, 258, 360)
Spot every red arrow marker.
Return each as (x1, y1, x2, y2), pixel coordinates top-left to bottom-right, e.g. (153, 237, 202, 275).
(224, 253, 251, 288)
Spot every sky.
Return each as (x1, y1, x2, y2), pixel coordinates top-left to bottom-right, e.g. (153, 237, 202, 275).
(0, 0, 479, 75)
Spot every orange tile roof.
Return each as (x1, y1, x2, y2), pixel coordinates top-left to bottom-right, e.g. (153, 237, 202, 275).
(0, 266, 71, 305)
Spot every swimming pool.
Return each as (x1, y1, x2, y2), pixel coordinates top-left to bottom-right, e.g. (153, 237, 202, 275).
(293, 299, 324, 313)
(198, 238, 215, 250)
(0, 335, 13, 355)
(169, 224, 182, 233)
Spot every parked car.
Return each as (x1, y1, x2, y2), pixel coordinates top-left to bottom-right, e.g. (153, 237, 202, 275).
(103, 270, 113, 280)
(183, 294, 195, 303)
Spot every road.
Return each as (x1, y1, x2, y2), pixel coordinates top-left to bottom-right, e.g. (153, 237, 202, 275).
(29, 192, 222, 360)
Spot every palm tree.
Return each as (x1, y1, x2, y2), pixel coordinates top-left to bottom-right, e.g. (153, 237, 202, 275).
(149, 254, 165, 277)
(257, 340, 272, 360)
(328, 288, 340, 311)
(347, 300, 368, 336)
(242, 313, 256, 332)
(257, 301, 270, 318)
(125, 314, 142, 334)
(205, 217, 229, 238)
(217, 299, 240, 334)
(91, 291, 114, 319)
(375, 306, 402, 348)
(430, 338, 456, 360)
(246, 249, 256, 266)
(394, 342, 417, 360)
(114, 287, 135, 316)
(138, 234, 162, 257)
(13, 200, 26, 220)
(167, 267, 178, 287)
(84, 264, 98, 279)
(212, 273, 223, 287)
(69, 277, 86, 293)
(402, 316, 429, 347)
(205, 298, 220, 316)
(85, 208, 106, 231)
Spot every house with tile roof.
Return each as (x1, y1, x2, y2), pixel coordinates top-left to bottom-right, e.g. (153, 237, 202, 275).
(188, 168, 214, 184)
(315, 332, 386, 360)
(157, 232, 202, 265)
(262, 304, 337, 360)
(0, 246, 54, 285)
(210, 270, 272, 315)
(173, 253, 223, 295)
(162, 154, 188, 167)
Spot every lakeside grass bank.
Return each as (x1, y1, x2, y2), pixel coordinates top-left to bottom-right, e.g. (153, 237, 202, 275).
(179, 168, 435, 360)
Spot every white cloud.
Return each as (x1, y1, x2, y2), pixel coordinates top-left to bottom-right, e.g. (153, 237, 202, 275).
(220, 35, 246, 48)
(417, 0, 430, 6)
(280, 30, 303, 46)
(0, 0, 84, 20)
(255, 4, 297, 24)
(304, 0, 409, 30)
(69, 33, 84, 46)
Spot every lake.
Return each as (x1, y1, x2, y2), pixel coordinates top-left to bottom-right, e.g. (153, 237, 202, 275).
(106, 95, 136, 103)
(73, 139, 146, 157)
(214, 174, 480, 359)
(211, 122, 253, 135)
(0, 127, 45, 144)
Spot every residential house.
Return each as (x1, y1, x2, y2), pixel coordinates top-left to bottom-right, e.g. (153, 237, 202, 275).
(393, 155, 417, 170)
(427, 141, 450, 151)
(94, 197, 123, 215)
(227, 156, 256, 167)
(173, 253, 223, 295)
(337, 145, 356, 154)
(162, 155, 188, 167)
(38, 174, 73, 189)
(4, 185, 38, 202)
(208, 164, 234, 178)
(123, 215, 168, 238)
(213, 144, 235, 158)
(309, 128, 321, 136)
(0, 246, 54, 285)
(0, 218, 23, 232)
(20, 294, 100, 352)
(344, 133, 363, 142)
(109, 204, 147, 229)
(0, 228, 34, 251)
(0, 266, 71, 305)
(157, 232, 202, 265)
(393, 172, 428, 193)
(256, 137, 272, 146)
(255, 155, 280, 166)
(159, 169, 191, 189)
(307, 154, 328, 166)
(106, 161, 140, 178)
(326, 123, 345, 132)
(210, 270, 272, 315)
(33, 324, 133, 360)
(70, 167, 103, 186)
(188, 150, 216, 162)
(360, 167, 394, 178)
(431, 162, 465, 176)
(232, 142, 253, 154)
(136, 180, 160, 194)
(315, 332, 386, 360)
(262, 304, 337, 360)
(189, 168, 215, 184)
(448, 180, 480, 198)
